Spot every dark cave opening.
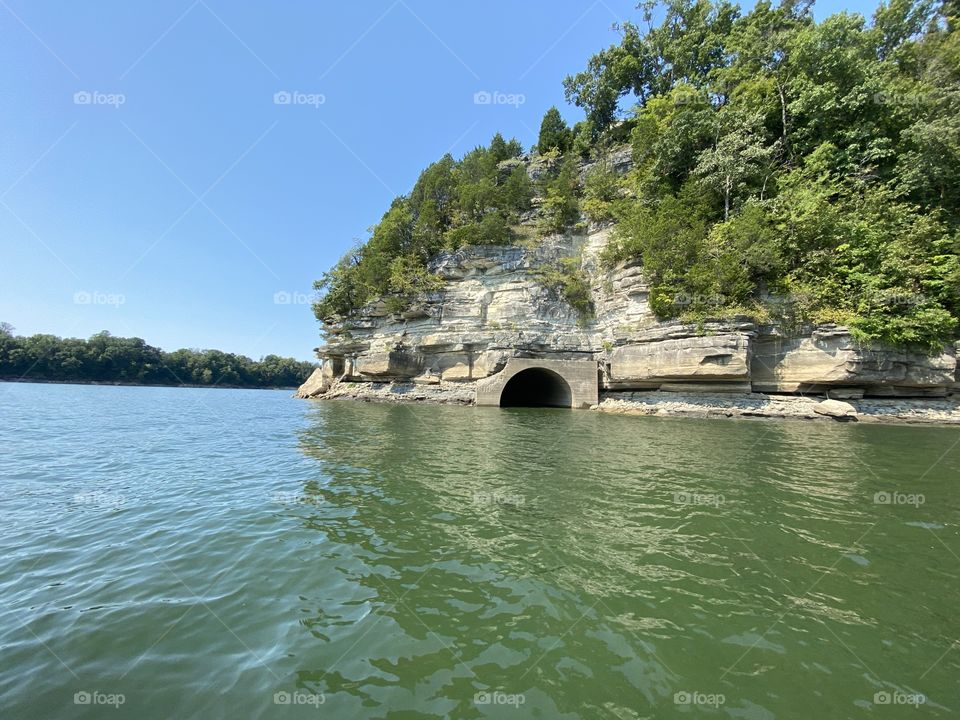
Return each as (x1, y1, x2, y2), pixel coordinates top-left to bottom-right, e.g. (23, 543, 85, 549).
(499, 368, 573, 408)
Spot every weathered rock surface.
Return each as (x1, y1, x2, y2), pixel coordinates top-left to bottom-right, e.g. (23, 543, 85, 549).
(813, 399, 859, 420)
(607, 334, 750, 386)
(312, 232, 956, 407)
(295, 367, 327, 398)
(307, 147, 957, 412)
(751, 328, 956, 395)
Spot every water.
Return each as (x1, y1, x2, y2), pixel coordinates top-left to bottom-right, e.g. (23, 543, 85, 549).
(1, 382, 958, 719)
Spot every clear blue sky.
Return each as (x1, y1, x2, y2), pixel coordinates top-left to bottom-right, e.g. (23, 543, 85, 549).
(0, 0, 879, 361)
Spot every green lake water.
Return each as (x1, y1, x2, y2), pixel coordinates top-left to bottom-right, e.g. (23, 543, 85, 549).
(1, 382, 958, 718)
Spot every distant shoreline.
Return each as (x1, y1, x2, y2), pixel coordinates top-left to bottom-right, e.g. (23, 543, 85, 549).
(0, 378, 299, 391)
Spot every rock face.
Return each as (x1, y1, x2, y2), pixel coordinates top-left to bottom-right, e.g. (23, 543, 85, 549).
(309, 150, 957, 406)
(606, 334, 750, 387)
(312, 230, 956, 404)
(751, 327, 956, 396)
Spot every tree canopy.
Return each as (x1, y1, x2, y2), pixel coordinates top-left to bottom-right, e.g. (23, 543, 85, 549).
(578, 0, 959, 348)
(314, 0, 960, 350)
(313, 133, 532, 321)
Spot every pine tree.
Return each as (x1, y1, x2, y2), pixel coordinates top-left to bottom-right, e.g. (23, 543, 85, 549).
(537, 107, 572, 154)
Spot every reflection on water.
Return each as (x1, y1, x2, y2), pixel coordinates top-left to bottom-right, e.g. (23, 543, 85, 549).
(289, 400, 960, 717)
(0, 384, 958, 718)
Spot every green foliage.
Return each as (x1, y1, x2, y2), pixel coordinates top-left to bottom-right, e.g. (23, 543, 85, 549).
(582, 160, 624, 221)
(532, 257, 595, 321)
(537, 106, 573, 154)
(583, 0, 960, 348)
(444, 213, 514, 250)
(314, 0, 960, 350)
(313, 133, 527, 322)
(539, 154, 581, 233)
(0, 329, 317, 387)
(489, 132, 523, 162)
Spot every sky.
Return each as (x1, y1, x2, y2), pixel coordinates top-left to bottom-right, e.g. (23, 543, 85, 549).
(0, 0, 881, 361)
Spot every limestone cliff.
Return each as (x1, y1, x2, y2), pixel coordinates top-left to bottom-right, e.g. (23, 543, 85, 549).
(300, 151, 958, 405)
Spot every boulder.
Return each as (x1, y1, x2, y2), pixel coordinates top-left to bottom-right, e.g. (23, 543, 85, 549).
(813, 399, 858, 420)
(296, 368, 326, 398)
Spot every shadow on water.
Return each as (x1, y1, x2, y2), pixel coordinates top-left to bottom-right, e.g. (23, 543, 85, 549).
(288, 400, 960, 717)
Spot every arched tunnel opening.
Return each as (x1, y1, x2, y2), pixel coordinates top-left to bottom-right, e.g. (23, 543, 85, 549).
(499, 368, 573, 408)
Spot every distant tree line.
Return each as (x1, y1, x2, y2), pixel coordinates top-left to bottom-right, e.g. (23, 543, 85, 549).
(0, 324, 317, 388)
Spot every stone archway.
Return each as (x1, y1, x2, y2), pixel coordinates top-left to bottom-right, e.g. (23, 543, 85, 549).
(475, 358, 599, 409)
(499, 368, 572, 408)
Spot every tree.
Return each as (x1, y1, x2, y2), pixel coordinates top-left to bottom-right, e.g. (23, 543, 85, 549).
(537, 107, 572, 154)
(540, 154, 581, 232)
(693, 111, 780, 219)
(489, 133, 523, 163)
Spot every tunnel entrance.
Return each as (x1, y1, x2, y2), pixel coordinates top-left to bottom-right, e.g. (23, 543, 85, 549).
(499, 368, 573, 408)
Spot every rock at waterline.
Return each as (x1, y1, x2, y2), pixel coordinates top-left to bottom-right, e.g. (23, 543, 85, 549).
(813, 399, 858, 420)
(296, 368, 326, 398)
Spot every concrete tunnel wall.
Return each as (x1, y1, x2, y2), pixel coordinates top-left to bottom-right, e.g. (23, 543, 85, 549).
(475, 358, 599, 409)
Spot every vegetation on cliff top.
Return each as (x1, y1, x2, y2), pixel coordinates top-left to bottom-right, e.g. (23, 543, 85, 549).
(0, 324, 316, 388)
(315, 0, 960, 350)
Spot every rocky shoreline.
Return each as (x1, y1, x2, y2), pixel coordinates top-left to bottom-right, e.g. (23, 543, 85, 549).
(596, 391, 960, 425)
(302, 378, 960, 425)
